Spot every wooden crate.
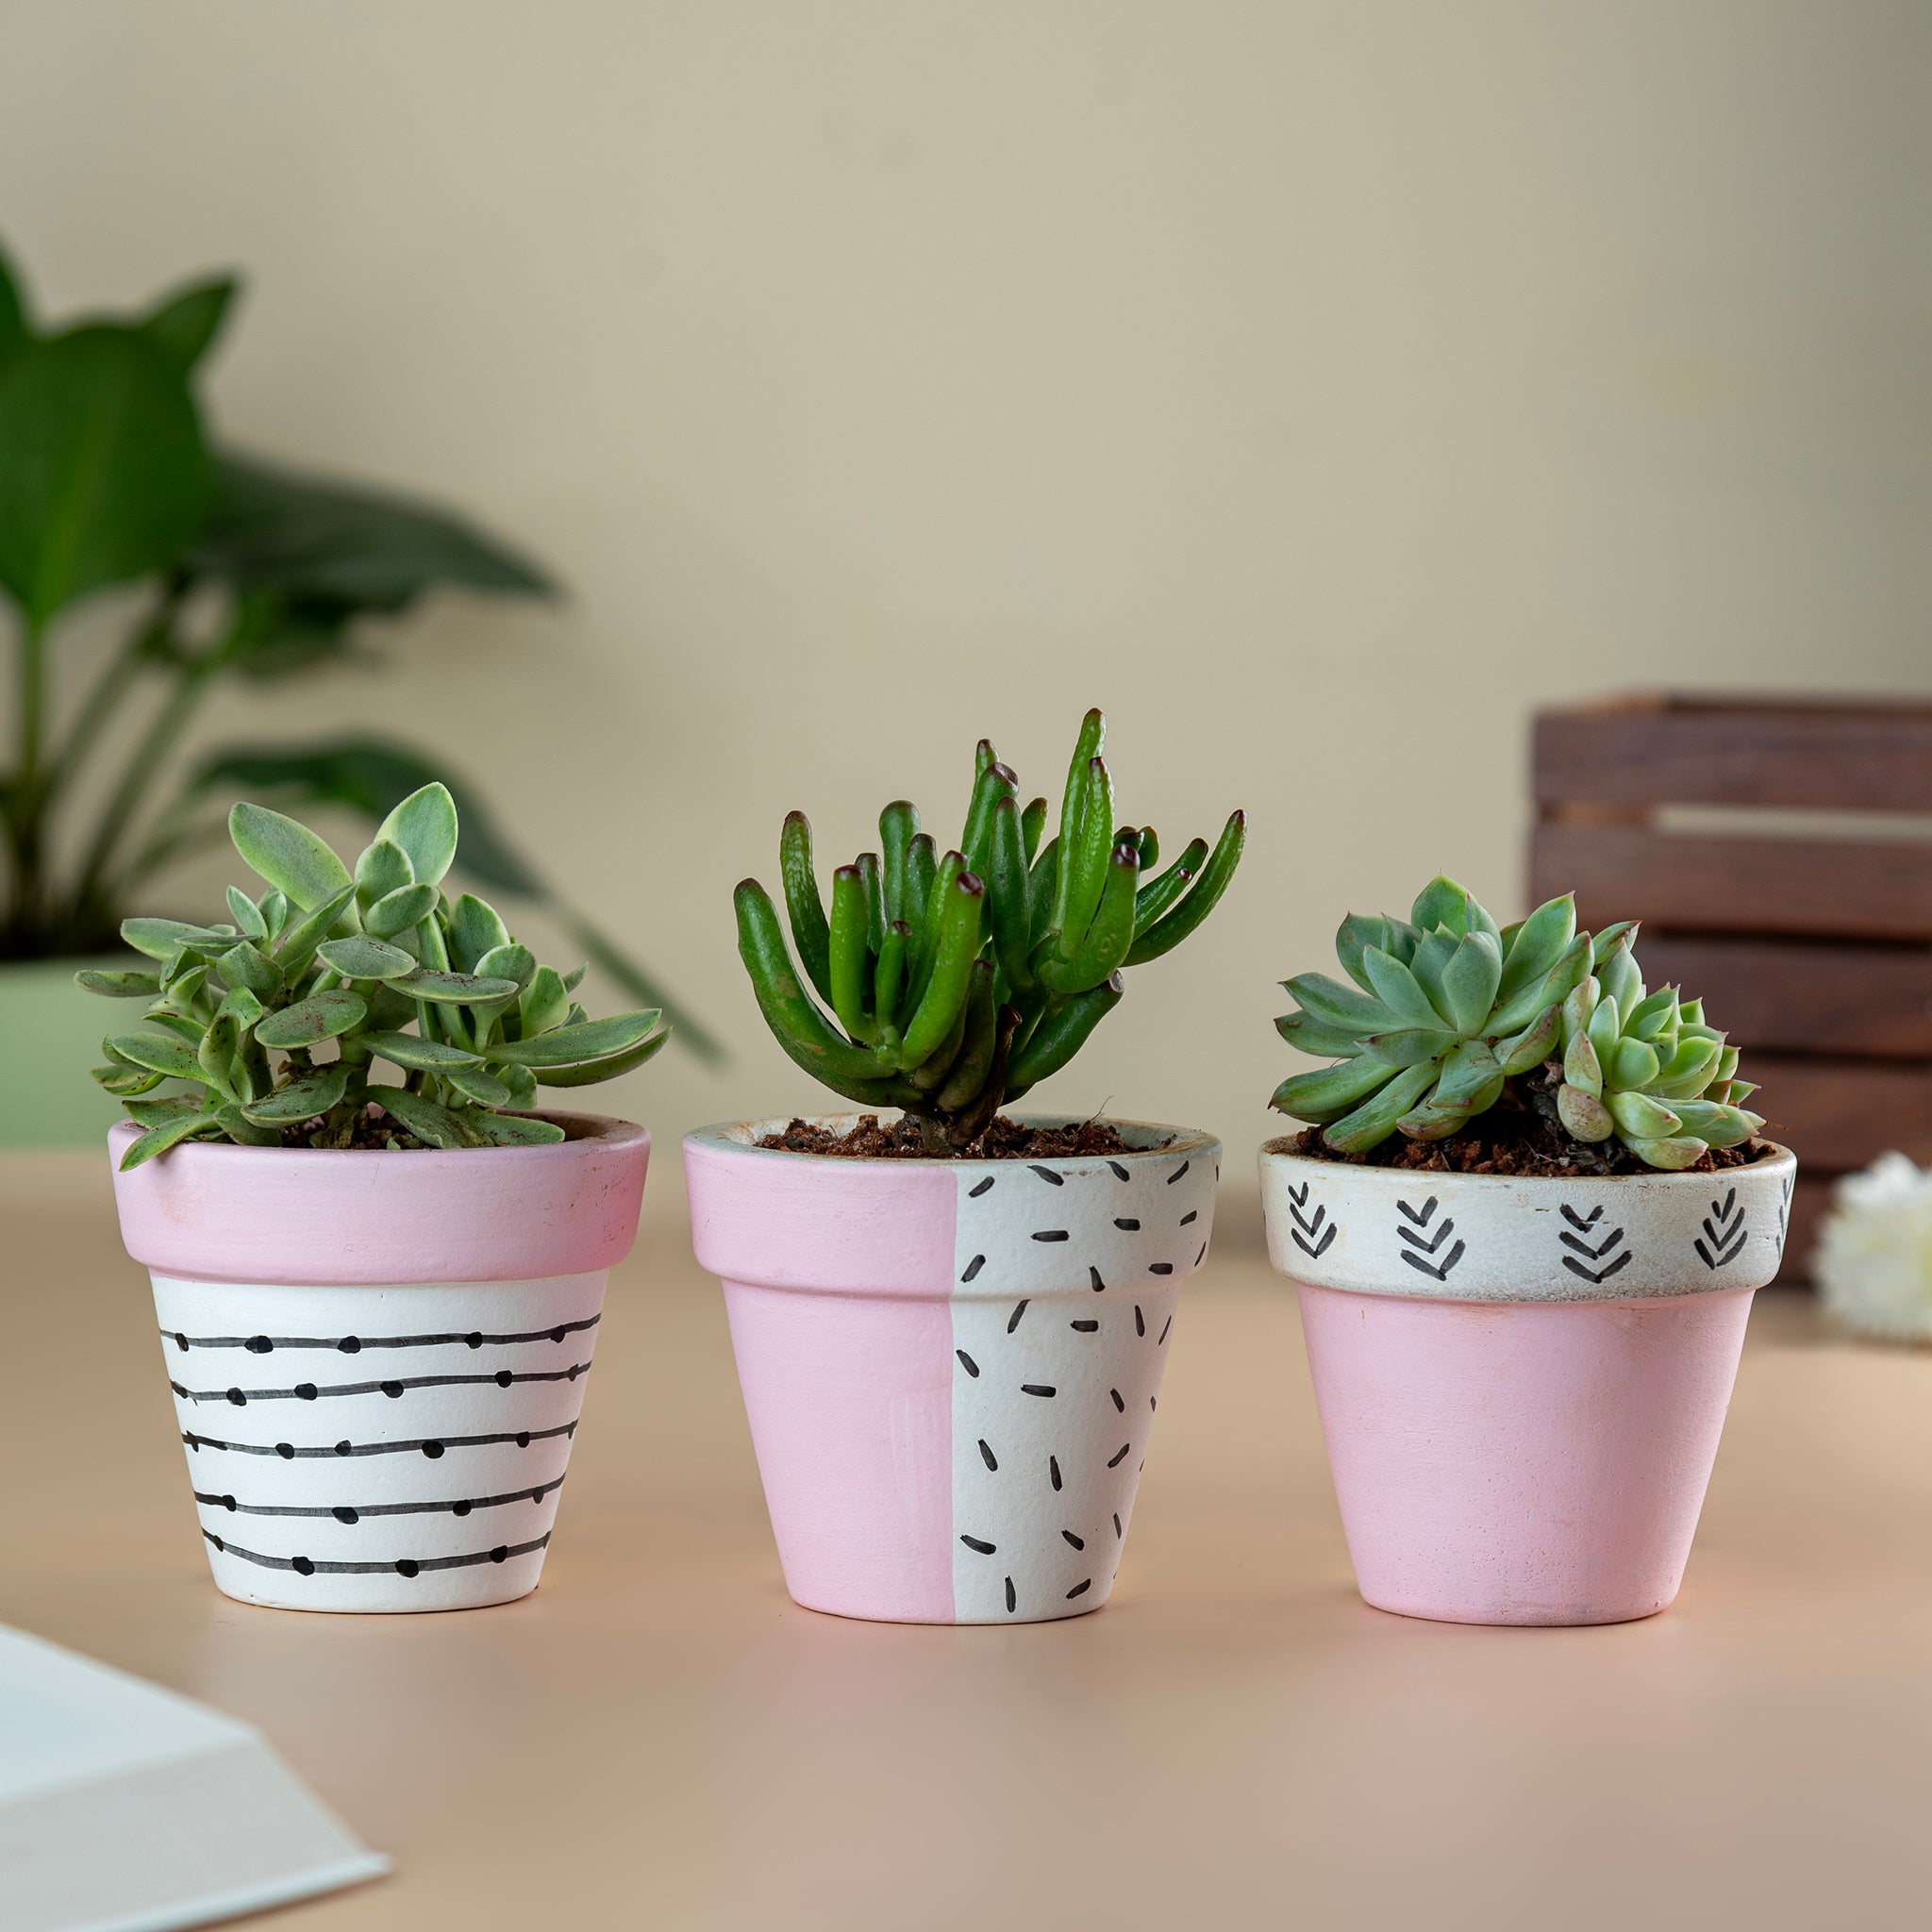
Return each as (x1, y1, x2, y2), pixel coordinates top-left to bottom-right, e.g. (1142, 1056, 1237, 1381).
(1530, 692, 1932, 1282)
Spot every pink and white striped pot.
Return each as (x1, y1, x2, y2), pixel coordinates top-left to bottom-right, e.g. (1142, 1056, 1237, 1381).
(1259, 1139, 1797, 1626)
(108, 1112, 649, 1614)
(685, 1113, 1220, 1624)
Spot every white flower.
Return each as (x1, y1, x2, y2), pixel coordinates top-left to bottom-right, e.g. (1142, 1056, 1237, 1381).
(1816, 1153, 1932, 1342)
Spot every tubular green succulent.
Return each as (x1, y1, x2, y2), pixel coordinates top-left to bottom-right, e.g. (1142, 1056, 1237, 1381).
(1273, 880, 1767, 1172)
(735, 709, 1244, 1149)
(1554, 925, 1763, 1171)
(80, 785, 667, 1168)
(1273, 876, 1591, 1154)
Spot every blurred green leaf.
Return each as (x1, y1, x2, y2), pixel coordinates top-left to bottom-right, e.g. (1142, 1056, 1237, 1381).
(0, 325, 208, 623)
(186, 453, 554, 611)
(0, 242, 26, 367)
(142, 275, 237, 372)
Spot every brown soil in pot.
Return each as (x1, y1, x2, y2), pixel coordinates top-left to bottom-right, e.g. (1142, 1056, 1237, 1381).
(1277, 1065, 1773, 1178)
(755, 1113, 1143, 1161)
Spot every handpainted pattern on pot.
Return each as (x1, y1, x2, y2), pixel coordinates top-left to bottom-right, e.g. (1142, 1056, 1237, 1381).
(1394, 1195, 1463, 1283)
(1692, 1188, 1749, 1272)
(152, 1270, 608, 1611)
(1557, 1204, 1632, 1287)
(1282, 1178, 1337, 1260)
(947, 1151, 1213, 1622)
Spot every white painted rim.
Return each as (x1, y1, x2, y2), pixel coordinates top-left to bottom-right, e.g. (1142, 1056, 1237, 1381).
(1258, 1140, 1797, 1303)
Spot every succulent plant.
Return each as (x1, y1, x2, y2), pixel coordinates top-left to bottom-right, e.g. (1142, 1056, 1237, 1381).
(1272, 876, 1592, 1153)
(735, 708, 1245, 1150)
(1553, 924, 1761, 1170)
(1273, 876, 1765, 1172)
(80, 784, 666, 1168)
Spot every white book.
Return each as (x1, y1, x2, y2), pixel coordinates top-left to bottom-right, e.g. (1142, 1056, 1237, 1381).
(0, 1625, 388, 1932)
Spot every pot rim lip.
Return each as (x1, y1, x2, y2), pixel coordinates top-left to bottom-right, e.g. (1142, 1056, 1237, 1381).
(1257, 1134, 1795, 1188)
(108, 1108, 647, 1167)
(685, 1108, 1220, 1166)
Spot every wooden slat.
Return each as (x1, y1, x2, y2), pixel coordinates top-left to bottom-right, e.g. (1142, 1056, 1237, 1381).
(1534, 695, 1932, 813)
(1745, 1056, 1932, 1173)
(1633, 936, 1932, 1057)
(1530, 823, 1932, 941)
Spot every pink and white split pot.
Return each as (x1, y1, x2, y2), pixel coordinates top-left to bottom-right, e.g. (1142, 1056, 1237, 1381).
(108, 1112, 650, 1613)
(685, 1113, 1220, 1624)
(1259, 1139, 1797, 1626)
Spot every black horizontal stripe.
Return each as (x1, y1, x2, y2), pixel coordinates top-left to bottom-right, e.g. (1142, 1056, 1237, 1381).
(161, 1316, 601, 1354)
(180, 1421, 578, 1458)
(171, 1363, 591, 1405)
(204, 1531, 549, 1575)
(192, 1477, 565, 1520)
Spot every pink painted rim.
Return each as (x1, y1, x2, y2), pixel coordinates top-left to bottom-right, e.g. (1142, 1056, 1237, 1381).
(109, 1111, 649, 1285)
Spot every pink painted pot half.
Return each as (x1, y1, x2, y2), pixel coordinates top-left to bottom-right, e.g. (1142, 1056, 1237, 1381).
(108, 1112, 649, 1613)
(1260, 1141, 1797, 1626)
(685, 1114, 1221, 1624)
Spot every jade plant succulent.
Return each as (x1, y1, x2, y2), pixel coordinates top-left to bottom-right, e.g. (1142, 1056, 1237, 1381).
(1272, 875, 1763, 1171)
(81, 783, 666, 1168)
(735, 708, 1244, 1149)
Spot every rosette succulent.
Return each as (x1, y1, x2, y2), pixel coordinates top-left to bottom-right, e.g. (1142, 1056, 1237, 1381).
(81, 784, 666, 1167)
(1553, 924, 1761, 1170)
(736, 708, 1245, 1149)
(1273, 876, 1764, 1173)
(1273, 877, 1591, 1152)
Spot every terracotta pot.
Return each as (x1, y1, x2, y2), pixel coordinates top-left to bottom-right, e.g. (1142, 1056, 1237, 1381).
(1258, 1139, 1797, 1626)
(685, 1113, 1220, 1624)
(108, 1112, 649, 1613)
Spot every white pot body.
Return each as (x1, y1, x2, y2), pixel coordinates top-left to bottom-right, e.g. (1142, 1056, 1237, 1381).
(108, 1113, 650, 1614)
(157, 1272, 606, 1612)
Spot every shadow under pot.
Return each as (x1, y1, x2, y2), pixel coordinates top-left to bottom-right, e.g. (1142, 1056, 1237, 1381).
(1258, 1139, 1797, 1627)
(685, 1113, 1221, 1624)
(108, 1112, 650, 1613)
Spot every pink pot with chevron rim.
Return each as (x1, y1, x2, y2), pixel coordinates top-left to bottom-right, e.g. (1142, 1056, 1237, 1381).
(1258, 1139, 1797, 1626)
(685, 1113, 1220, 1624)
(108, 1112, 648, 1614)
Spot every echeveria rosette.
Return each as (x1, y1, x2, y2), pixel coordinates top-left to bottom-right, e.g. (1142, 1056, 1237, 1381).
(734, 708, 1245, 1150)
(79, 783, 667, 1168)
(1272, 876, 1591, 1153)
(1554, 925, 1762, 1171)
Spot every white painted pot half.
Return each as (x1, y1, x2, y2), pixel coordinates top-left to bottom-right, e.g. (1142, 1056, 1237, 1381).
(108, 1113, 649, 1613)
(1258, 1138, 1797, 1626)
(685, 1113, 1221, 1624)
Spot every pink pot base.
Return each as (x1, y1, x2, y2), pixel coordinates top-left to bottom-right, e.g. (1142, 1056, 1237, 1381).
(1297, 1281, 1757, 1627)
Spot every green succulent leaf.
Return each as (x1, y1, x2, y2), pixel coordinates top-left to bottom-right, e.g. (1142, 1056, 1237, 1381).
(1607, 1090, 1681, 1140)
(404, 969, 520, 1005)
(1323, 1060, 1441, 1155)
(75, 970, 161, 998)
(1439, 930, 1503, 1035)
(1494, 1002, 1562, 1076)
(489, 1009, 662, 1067)
(225, 887, 268, 940)
(228, 801, 355, 910)
(446, 892, 511, 972)
(1274, 1010, 1364, 1058)
(118, 1109, 223, 1171)
(1359, 1027, 1458, 1070)
(1557, 1085, 1616, 1141)
(1361, 947, 1448, 1030)
(1272, 1053, 1399, 1124)
(361, 1030, 480, 1071)
(531, 1028, 672, 1086)
(253, 989, 368, 1048)
(316, 935, 418, 981)
(1283, 972, 1396, 1035)
(106, 1032, 203, 1080)
(467, 1110, 568, 1145)
(364, 883, 439, 938)
(1624, 1134, 1706, 1171)
(375, 782, 458, 888)
(242, 1062, 351, 1124)
(355, 837, 415, 905)
(374, 1085, 473, 1149)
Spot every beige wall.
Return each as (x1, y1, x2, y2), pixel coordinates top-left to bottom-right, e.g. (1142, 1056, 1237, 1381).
(4, 2, 1928, 1175)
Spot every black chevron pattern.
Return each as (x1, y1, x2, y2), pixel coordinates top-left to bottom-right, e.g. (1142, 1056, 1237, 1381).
(1694, 1188, 1747, 1271)
(1284, 1180, 1337, 1259)
(1395, 1195, 1464, 1280)
(1560, 1202, 1633, 1284)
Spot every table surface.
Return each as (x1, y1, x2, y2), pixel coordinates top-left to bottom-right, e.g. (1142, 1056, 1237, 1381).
(4, 1152, 1928, 1931)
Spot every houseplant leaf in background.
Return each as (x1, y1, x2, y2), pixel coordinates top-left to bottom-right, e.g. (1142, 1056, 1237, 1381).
(0, 239, 715, 1142)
